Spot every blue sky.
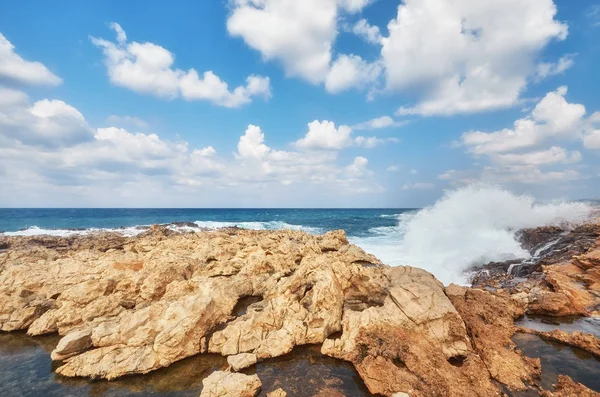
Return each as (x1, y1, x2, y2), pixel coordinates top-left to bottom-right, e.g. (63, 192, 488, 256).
(0, 0, 599, 207)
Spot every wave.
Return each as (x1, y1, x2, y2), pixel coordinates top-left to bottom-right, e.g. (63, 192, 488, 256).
(1, 226, 147, 237)
(354, 185, 593, 286)
(2, 221, 323, 237)
(192, 220, 323, 234)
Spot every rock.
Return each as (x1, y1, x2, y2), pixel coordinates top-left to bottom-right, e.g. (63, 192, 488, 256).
(321, 270, 501, 397)
(227, 353, 257, 371)
(516, 327, 600, 358)
(539, 375, 600, 397)
(392, 393, 410, 397)
(266, 389, 287, 397)
(51, 328, 93, 361)
(445, 285, 540, 391)
(200, 371, 261, 397)
(0, 227, 590, 396)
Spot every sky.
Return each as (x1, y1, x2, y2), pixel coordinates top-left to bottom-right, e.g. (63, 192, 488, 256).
(0, 0, 599, 208)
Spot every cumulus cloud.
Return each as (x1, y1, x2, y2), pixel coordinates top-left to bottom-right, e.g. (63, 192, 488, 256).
(227, 0, 375, 93)
(325, 54, 381, 94)
(294, 120, 394, 150)
(0, 89, 94, 147)
(0, 33, 62, 86)
(90, 23, 271, 107)
(352, 19, 383, 45)
(461, 87, 586, 155)
(493, 147, 581, 166)
(458, 86, 600, 187)
(0, 88, 384, 206)
(384, 0, 568, 116)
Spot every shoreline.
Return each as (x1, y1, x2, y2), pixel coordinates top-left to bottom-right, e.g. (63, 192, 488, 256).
(1, 224, 599, 396)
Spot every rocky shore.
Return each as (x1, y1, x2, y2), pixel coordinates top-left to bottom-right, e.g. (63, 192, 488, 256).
(1, 224, 599, 396)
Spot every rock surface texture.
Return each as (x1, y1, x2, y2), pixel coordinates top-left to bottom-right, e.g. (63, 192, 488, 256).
(0, 226, 598, 396)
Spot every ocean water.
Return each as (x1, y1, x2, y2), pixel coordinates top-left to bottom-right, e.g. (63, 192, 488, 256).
(0, 186, 594, 285)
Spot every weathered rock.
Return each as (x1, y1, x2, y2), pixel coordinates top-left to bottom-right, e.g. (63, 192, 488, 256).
(321, 269, 501, 397)
(200, 371, 261, 397)
(227, 353, 257, 371)
(539, 375, 600, 397)
(50, 328, 93, 361)
(0, 227, 588, 396)
(445, 285, 540, 391)
(266, 389, 287, 397)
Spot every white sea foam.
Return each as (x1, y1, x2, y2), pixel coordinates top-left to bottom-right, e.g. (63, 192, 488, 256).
(351, 185, 593, 286)
(192, 220, 322, 234)
(2, 226, 146, 237)
(2, 221, 322, 237)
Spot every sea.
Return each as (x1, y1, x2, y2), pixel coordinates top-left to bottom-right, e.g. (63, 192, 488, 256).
(0, 185, 595, 285)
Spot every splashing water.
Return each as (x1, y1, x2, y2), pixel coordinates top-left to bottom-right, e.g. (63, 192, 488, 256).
(397, 185, 593, 285)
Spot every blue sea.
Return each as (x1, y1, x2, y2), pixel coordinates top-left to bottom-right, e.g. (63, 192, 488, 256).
(0, 208, 412, 237)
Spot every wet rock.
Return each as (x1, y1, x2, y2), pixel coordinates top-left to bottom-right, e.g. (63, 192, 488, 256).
(200, 371, 261, 397)
(539, 375, 600, 397)
(517, 327, 600, 358)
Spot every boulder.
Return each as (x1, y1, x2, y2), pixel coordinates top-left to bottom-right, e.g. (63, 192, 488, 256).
(200, 371, 261, 397)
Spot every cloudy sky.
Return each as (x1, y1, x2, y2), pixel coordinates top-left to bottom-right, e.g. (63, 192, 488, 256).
(1, 0, 599, 207)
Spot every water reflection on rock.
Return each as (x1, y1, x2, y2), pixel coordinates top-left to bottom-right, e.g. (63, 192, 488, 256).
(0, 333, 371, 397)
(513, 333, 600, 392)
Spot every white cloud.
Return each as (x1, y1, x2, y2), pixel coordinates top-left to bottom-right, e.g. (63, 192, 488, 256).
(294, 120, 392, 150)
(461, 87, 586, 155)
(0, 91, 94, 147)
(236, 125, 271, 160)
(346, 156, 369, 177)
(227, 0, 373, 92)
(410, 169, 418, 175)
(583, 130, 600, 149)
(227, 0, 338, 83)
(457, 86, 600, 187)
(0, 33, 62, 86)
(325, 54, 381, 93)
(352, 115, 407, 130)
(402, 182, 434, 191)
(91, 23, 270, 107)
(352, 19, 383, 45)
(386, 165, 401, 172)
(383, 0, 568, 116)
(106, 115, 148, 128)
(493, 147, 581, 166)
(482, 165, 581, 185)
(535, 54, 575, 81)
(295, 120, 353, 150)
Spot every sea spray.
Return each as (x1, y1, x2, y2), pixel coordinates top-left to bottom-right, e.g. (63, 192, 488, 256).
(397, 185, 592, 285)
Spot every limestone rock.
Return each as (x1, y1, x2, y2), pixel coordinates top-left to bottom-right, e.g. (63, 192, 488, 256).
(51, 328, 93, 361)
(200, 371, 261, 397)
(227, 353, 257, 371)
(539, 375, 600, 397)
(446, 285, 540, 391)
(266, 389, 287, 397)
